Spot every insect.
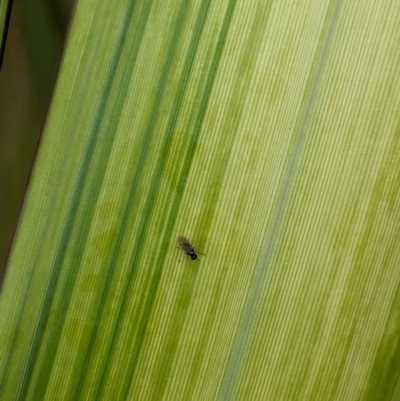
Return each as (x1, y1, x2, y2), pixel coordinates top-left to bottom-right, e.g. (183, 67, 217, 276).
(178, 236, 204, 261)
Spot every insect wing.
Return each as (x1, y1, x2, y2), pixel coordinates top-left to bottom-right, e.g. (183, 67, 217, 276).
(178, 236, 192, 250)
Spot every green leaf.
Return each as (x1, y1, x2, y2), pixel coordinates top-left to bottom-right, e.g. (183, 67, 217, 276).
(1, 0, 400, 400)
(0, 0, 12, 68)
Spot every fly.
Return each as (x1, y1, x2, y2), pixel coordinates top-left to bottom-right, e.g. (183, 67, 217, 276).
(178, 236, 204, 261)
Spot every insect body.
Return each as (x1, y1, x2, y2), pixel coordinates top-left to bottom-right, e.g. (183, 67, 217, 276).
(178, 236, 203, 261)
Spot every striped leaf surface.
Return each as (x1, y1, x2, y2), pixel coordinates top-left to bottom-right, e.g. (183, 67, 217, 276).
(1, 0, 400, 400)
